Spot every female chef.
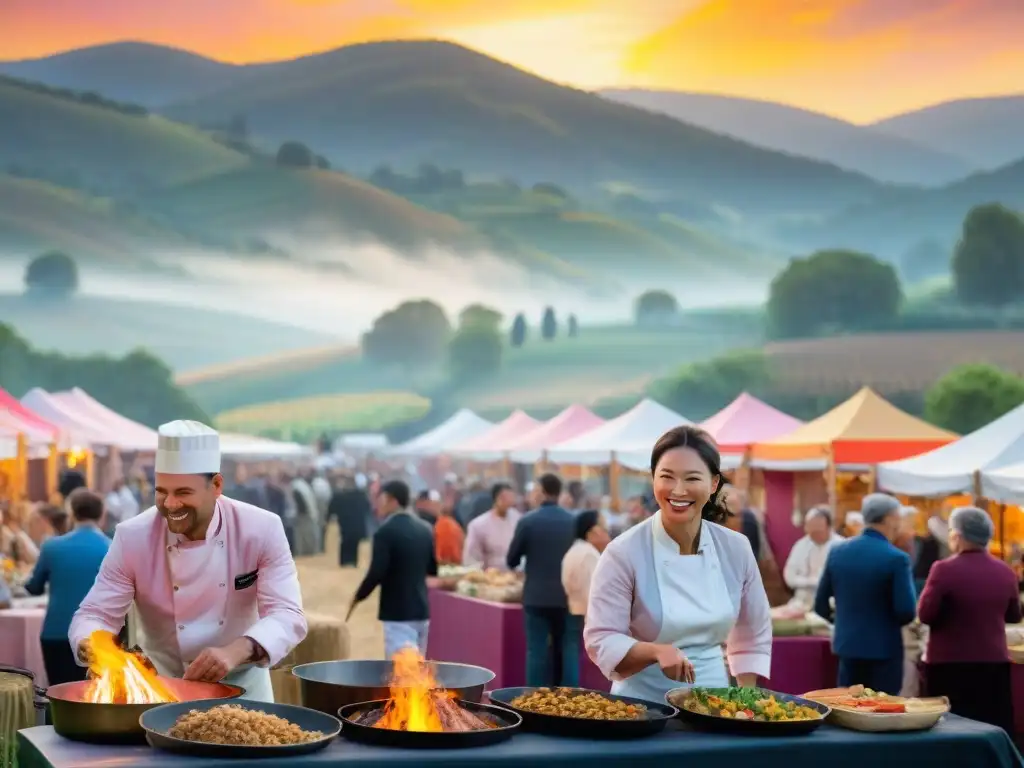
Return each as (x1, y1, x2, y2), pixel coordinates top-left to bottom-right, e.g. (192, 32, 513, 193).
(70, 420, 307, 702)
(584, 425, 771, 700)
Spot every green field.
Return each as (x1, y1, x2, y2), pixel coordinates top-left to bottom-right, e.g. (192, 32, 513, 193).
(215, 391, 431, 441)
(0, 293, 334, 371)
(182, 317, 765, 422)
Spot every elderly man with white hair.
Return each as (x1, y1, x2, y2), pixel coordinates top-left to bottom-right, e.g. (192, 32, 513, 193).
(783, 505, 844, 610)
(918, 506, 1021, 733)
(814, 493, 917, 694)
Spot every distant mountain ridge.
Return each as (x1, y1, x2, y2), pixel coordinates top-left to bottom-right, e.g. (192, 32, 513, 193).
(600, 89, 972, 185)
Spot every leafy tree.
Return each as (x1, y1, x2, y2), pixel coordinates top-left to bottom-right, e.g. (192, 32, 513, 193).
(635, 290, 678, 326)
(315, 155, 331, 170)
(447, 324, 503, 383)
(510, 313, 527, 347)
(767, 249, 902, 339)
(459, 304, 502, 331)
(952, 203, 1024, 308)
(650, 350, 769, 419)
(24, 251, 78, 297)
(541, 307, 557, 340)
(276, 141, 314, 168)
(567, 314, 579, 338)
(361, 300, 451, 368)
(925, 364, 1024, 434)
(0, 323, 206, 426)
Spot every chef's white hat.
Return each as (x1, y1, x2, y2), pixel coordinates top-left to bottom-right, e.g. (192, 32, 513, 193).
(155, 420, 221, 475)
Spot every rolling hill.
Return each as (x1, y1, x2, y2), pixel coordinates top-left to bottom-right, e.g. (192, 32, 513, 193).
(157, 40, 882, 217)
(599, 89, 972, 186)
(0, 293, 334, 370)
(0, 174, 184, 265)
(0, 42, 240, 108)
(789, 156, 1024, 256)
(0, 75, 247, 195)
(871, 95, 1024, 172)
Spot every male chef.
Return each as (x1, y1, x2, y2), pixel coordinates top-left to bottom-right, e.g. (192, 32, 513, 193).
(70, 420, 307, 702)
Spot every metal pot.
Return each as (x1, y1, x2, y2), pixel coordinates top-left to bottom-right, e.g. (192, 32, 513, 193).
(292, 660, 494, 717)
(46, 678, 244, 744)
(0, 665, 47, 726)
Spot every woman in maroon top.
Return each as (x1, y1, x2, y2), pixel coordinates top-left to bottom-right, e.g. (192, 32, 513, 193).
(918, 506, 1021, 733)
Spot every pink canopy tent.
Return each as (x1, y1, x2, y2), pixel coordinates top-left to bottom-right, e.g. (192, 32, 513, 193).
(20, 388, 113, 447)
(505, 404, 606, 463)
(0, 388, 61, 446)
(50, 388, 157, 452)
(452, 410, 542, 460)
(701, 393, 804, 455)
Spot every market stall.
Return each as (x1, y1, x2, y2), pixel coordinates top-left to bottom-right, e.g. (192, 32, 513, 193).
(48, 388, 158, 452)
(0, 391, 63, 500)
(505, 405, 605, 464)
(701, 393, 803, 481)
(389, 410, 494, 457)
(987, 462, 1024, 505)
(749, 387, 957, 564)
(451, 410, 543, 463)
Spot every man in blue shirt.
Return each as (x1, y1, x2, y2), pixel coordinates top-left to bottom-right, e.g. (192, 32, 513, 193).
(814, 493, 917, 695)
(25, 488, 110, 685)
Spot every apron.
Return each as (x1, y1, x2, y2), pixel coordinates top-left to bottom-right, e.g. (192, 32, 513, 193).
(140, 511, 275, 703)
(613, 519, 735, 702)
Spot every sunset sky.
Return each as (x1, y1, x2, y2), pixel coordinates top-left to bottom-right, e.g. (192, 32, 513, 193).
(3, 0, 1023, 122)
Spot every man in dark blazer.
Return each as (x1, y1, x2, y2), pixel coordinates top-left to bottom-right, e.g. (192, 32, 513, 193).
(814, 493, 917, 694)
(507, 473, 576, 687)
(348, 480, 436, 659)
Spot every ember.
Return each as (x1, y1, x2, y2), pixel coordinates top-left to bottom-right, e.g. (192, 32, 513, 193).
(85, 630, 178, 705)
(369, 648, 496, 732)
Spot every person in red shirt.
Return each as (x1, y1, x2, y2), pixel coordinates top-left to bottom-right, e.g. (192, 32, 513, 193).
(434, 502, 465, 566)
(918, 506, 1021, 733)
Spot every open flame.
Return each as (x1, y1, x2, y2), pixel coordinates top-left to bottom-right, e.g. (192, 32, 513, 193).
(85, 630, 178, 705)
(372, 648, 490, 732)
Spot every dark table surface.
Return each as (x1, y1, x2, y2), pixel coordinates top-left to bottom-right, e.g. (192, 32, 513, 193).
(18, 715, 1024, 768)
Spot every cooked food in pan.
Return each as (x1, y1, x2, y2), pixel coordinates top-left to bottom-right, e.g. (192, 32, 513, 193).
(680, 687, 822, 722)
(168, 704, 325, 746)
(510, 688, 647, 721)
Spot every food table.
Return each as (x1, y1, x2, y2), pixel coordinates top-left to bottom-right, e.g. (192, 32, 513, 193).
(427, 589, 609, 691)
(0, 600, 47, 686)
(17, 715, 1024, 768)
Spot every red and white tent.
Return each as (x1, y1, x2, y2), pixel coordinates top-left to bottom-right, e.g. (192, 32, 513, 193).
(505, 405, 606, 464)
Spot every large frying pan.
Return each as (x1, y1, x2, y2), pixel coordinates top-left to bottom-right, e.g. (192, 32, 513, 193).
(487, 687, 677, 739)
(292, 659, 493, 716)
(666, 687, 830, 736)
(337, 699, 520, 749)
(141, 698, 341, 758)
(46, 678, 244, 744)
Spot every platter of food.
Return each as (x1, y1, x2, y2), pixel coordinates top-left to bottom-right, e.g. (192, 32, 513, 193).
(456, 569, 523, 603)
(140, 700, 341, 757)
(487, 686, 677, 739)
(667, 686, 829, 735)
(801, 685, 949, 732)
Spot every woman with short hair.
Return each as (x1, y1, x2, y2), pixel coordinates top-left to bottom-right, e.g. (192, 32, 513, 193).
(918, 506, 1021, 733)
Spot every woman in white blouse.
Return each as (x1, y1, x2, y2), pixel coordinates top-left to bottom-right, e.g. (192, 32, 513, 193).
(584, 425, 772, 701)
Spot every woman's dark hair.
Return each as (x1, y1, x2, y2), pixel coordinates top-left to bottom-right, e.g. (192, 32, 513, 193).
(576, 510, 601, 540)
(650, 425, 727, 525)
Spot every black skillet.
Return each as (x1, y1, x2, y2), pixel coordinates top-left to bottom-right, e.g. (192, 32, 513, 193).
(337, 699, 521, 748)
(140, 698, 341, 758)
(487, 686, 677, 739)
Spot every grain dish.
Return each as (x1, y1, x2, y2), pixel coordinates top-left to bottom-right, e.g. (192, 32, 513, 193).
(677, 687, 823, 722)
(168, 704, 325, 746)
(510, 687, 647, 721)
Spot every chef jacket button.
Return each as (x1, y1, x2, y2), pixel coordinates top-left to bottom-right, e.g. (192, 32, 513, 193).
(167, 546, 173, 552)
(173, 585, 179, 592)
(178, 624, 185, 630)
(218, 541, 224, 548)
(219, 583, 226, 588)
(219, 620, 224, 626)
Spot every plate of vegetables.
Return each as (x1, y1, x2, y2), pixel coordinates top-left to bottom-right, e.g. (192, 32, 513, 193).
(666, 687, 829, 736)
(801, 686, 949, 732)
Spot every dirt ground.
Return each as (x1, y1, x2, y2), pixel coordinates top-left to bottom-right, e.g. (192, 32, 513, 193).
(294, 524, 382, 659)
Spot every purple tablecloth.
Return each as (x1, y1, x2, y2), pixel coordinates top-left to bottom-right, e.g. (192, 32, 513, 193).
(426, 589, 609, 691)
(768, 636, 837, 695)
(0, 607, 47, 686)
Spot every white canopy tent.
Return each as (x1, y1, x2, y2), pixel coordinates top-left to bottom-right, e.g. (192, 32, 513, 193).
(983, 462, 1024, 504)
(546, 399, 690, 470)
(220, 432, 315, 461)
(877, 401, 1024, 497)
(20, 388, 112, 448)
(389, 409, 494, 456)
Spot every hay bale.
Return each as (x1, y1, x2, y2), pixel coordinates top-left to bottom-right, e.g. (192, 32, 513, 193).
(271, 669, 302, 706)
(276, 612, 350, 670)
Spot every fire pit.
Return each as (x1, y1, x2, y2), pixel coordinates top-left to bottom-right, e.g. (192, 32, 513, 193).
(337, 649, 520, 749)
(47, 631, 243, 744)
